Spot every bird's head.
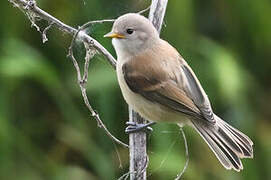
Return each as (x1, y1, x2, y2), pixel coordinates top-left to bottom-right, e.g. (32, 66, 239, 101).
(104, 13, 159, 58)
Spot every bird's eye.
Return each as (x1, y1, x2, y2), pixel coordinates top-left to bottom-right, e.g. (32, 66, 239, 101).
(126, 28, 134, 34)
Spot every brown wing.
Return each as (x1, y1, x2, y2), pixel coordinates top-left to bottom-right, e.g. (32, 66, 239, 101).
(122, 40, 216, 123)
(180, 60, 215, 123)
(122, 52, 203, 119)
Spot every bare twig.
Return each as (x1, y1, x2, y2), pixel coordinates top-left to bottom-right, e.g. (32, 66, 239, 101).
(175, 127, 189, 180)
(9, 0, 117, 68)
(8, 0, 128, 148)
(128, 1, 169, 180)
(9, 0, 190, 179)
(118, 171, 135, 180)
(148, 139, 178, 178)
(42, 22, 54, 43)
(128, 109, 148, 180)
(148, 0, 168, 34)
(79, 4, 151, 32)
(137, 5, 151, 15)
(80, 19, 116, 31)
(79, 3, 152, 34)
(136, 154, 149, 179)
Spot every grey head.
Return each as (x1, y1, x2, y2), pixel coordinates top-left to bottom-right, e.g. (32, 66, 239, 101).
(104, 13, 160, 58)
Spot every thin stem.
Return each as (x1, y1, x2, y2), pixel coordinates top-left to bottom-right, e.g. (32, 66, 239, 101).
(80, 19, 115, 31)
(175, 127, 189, 180)
(137, 5, 151, 15)
(9, 0, 127, 148)
(9, 0, 117, 68)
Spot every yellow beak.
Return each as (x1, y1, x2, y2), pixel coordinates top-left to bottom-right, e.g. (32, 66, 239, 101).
(104, 32, 125, 39)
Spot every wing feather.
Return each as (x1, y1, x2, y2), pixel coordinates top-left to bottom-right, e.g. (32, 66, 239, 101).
(122, 62, 202, 119)
(181, 63, 215, 123)
(121, 40, 215, 123)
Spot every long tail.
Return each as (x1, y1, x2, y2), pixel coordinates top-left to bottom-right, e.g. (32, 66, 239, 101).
(190, 115, 253, 171)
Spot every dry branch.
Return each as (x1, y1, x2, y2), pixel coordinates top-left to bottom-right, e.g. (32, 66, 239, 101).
(129, 1, 189, 179)
(128, 1, 168, 180)
(8, 0, 128, 148)
(8, 0, 189, 179)
(9, 0, 117, 67)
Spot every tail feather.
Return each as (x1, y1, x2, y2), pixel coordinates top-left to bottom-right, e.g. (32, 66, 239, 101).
(191, 114, 253, 171)
(192, 122, 233, 170)
(206, 126, 243, 170)
(217, 119, 253, 158)
(219, 120, 253, 157)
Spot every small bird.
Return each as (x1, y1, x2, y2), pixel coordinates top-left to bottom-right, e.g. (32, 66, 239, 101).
(104, 13, 253, 171)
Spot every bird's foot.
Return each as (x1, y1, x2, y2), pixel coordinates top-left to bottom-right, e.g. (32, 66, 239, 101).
(125, 121, 156, 134)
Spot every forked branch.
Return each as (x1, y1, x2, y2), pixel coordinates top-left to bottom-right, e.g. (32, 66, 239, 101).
(8, 0, 190, 179)
(8, 0, 128, 148)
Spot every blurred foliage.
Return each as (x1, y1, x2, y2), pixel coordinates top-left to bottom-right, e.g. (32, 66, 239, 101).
(1, 0, 271, 179)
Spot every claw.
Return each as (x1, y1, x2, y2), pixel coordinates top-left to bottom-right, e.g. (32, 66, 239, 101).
(125, 121, 156, 134)
(126, 122, 137, 126)
(146, 126, 153, 132)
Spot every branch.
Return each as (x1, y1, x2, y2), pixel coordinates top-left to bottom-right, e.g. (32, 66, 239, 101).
(9, 0, 117, 68)
(175, 127, 189, 180)
(8, 0, 128, 148)
(149, 1, 190, 179)
(129, 0, 189, 179)
(148, 0, 168, 34)
(9, 0, 189, 178)
(128, 1, 168, 180)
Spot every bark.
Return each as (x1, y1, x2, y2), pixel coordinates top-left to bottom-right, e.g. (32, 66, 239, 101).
(128, 0, 168, 179)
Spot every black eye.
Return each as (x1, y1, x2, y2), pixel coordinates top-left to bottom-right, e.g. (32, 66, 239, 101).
(126, 28, 134, 34)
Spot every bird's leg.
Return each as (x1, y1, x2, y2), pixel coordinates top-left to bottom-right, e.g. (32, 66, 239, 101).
(125, 121, 156, 134)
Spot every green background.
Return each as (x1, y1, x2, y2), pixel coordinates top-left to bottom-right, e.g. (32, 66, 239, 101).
(1, 0, 271, 179)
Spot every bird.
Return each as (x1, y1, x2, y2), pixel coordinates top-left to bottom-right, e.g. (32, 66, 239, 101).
(104, 13, 253, 171)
